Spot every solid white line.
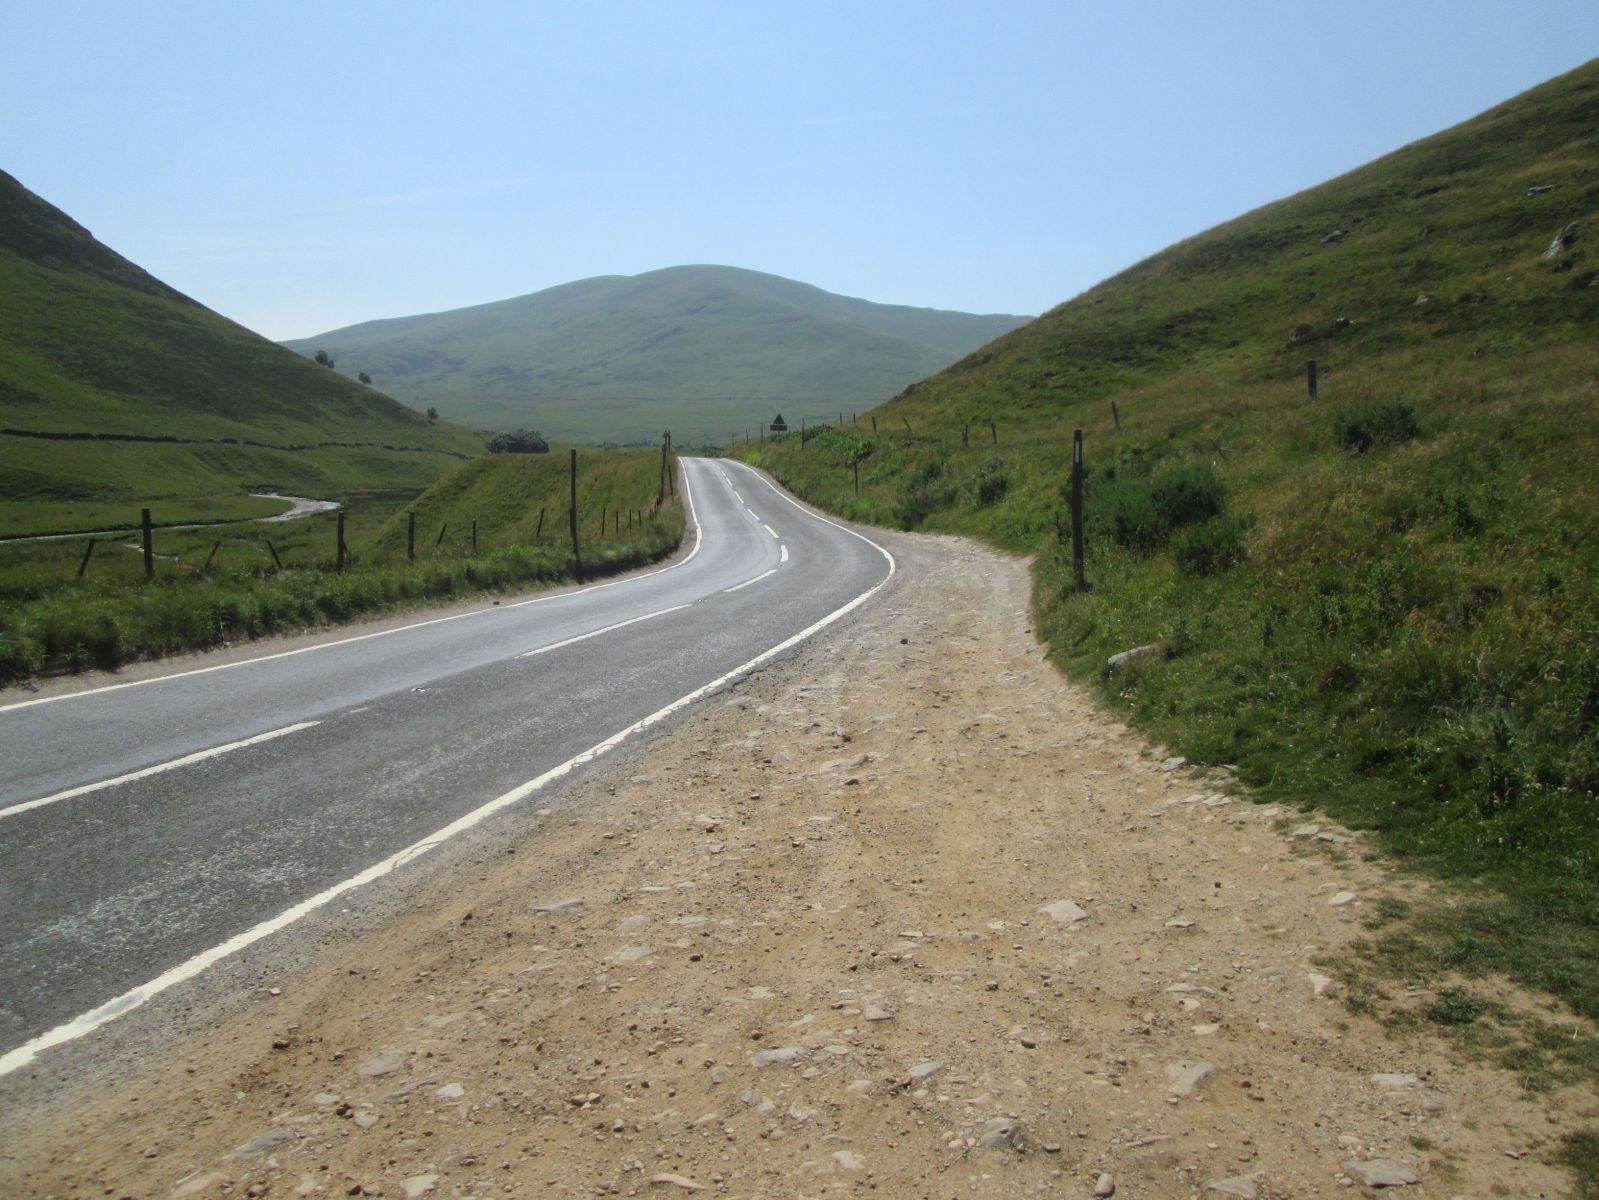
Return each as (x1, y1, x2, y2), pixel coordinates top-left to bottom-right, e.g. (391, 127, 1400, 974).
(0, 459, 890, 1080)
(780, 544, 789, 563)
(0, 468, 705, 715)
(763, 524, 778, 539)
(0, 722, 321, 822)
(724, 569, 776, 593)
(517, 604, 690, 658)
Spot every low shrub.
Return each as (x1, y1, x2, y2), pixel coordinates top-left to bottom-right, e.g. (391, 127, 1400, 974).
(1334, 398, 1421, 452)
(1152, 464, 1225, 528)
(1174, 512, 1253, 575)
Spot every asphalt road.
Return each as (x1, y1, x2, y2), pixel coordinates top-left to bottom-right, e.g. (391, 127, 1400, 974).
(0, 457, 892, 1068)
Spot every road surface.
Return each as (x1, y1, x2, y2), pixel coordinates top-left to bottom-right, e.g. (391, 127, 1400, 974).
(0, 457, 892, 1072)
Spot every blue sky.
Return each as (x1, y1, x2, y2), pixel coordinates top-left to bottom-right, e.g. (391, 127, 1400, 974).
(5, 2, 1596, 340)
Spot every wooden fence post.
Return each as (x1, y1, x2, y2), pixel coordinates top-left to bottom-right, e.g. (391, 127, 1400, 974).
(204, 538, 222, 570)
(536, 507, 545, 536)
(569, 448, 581, 577)
(337, 510, 347, 572)
(266, 540, 283, 570)
(990, 419, 997, 445)
(472, 519, 477, 552)
(1071, 429, 1085, 591)
(659, 431, 669, 504)
(667, 432, 675, 499)
(1111, 400, 1121, 430)
(77, 537, 97, 579)
(854, 461, 860, 496)
(1307, 359, 1319, 399)
(407, 511, 416, 561)
(871, 415, 877, 434)
(141, 508, 154, 579)
(963, 425, 969, 449)
(435, 523, 448, 548)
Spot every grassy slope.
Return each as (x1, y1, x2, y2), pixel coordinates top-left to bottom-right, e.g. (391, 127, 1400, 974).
(0, 450, 685, 680)
(0, 170, 482, 535)
(745, 62, 1599, 1015)
(281, 265, 1029, 444)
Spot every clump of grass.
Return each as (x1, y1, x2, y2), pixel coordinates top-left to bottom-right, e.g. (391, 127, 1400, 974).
(1425, 986, 1498, 1027)
(1333, 398, 1421, 452)
(1557, 1131, 1599, 1200)
(1174, 512, 1253, 576)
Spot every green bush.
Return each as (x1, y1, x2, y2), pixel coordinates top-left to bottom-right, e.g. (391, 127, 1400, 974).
(1091, 476, 1169, 551)
(1152, 464, 1225, 528)
(962, 457, 1009, 507)
(1334, 399, 1421, 452)
(1173, 512, 1253, 575)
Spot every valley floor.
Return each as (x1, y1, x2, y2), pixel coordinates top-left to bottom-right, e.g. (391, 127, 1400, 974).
(2, 530, 1592, 1199)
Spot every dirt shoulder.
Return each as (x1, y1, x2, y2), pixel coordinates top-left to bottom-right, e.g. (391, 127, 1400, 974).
(2, 529, 1592, 1199)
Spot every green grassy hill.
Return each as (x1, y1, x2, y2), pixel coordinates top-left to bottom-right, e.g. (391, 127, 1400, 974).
(746, 62, 1599, 1020)
(280, 265, 1030, 444)
(0, 170, 484, 535)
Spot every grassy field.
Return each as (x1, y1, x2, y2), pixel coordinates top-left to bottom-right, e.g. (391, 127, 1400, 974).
(737, 61, 1599, 1034)
(0, 449, 683, 683)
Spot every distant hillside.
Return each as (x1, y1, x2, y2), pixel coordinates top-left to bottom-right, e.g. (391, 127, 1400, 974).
(748, 62, 1599, 1022)
(281, 265, 1030, 443)
(0, 170, 482, 535)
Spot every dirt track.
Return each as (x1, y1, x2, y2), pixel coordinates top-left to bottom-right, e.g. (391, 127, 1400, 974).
(2, 528, 1592, 1199)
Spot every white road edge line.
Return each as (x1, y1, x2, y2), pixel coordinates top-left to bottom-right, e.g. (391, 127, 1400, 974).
(0, 468, 705, 715)
(517, 604, 690, 658)
(724, 569, 776, 594)
(0, 722, 321, 822)
(0, 460, 891, 1079)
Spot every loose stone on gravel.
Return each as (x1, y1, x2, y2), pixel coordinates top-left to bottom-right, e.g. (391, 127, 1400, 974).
(1037, 899, 1090, 923)
(1167, 1060, 1217, 1097)
(1343, 1159, 1420, 1187)
(534, 898, 585, 913)
(649, 1172, 708, 1190)
(1092, 1170, 1117, 1196)
(401, 1175, 439, 1199)
(354, 1051, 405, 1077)
(1207, 1174, 1260, 1198)
(751, 1046, 805, 1067)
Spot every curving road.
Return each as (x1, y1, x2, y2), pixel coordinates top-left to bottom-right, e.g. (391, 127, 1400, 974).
(0, 458, 892, 1073)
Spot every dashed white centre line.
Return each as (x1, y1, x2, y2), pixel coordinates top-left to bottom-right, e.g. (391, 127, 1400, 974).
(780, 544, 789, 563)
(0, 721, 321, 821)
(732, 491, 744, 504)
(763, 524, 778, 538)
(517, 604, 691, 658)
(724, 569, 777, 593)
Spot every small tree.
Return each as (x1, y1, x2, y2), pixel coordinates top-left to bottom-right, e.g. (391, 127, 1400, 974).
(487, 428, 549, 454)
(426, 405, 438, 421)
(313, 349, 336, 369)
(358, 371, 372, 385)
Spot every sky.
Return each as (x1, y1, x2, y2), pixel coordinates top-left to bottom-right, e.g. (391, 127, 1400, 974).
(4, 2, 1597, 341)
